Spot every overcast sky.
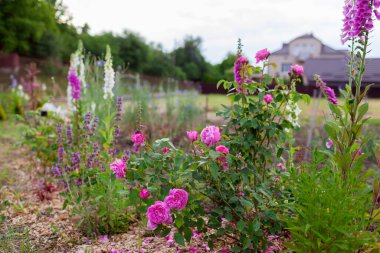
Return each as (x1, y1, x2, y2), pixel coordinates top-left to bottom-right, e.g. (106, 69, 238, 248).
(63, 0, 380, 64)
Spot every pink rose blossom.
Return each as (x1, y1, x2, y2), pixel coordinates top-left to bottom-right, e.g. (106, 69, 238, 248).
(216, 145, 229, 155)
(131, 131, 145, 145)
(139, 189, 150, 199)
(326, 140, 333, 149)
(255, 48, 271, 63)
(187, 130, 198, 142)
(201, 126, 221, 147)
(290, 65, 304, 75)
(146, 201, 172, 230)
(264, 94, 273, 104)
(164, 189, 188, 210)
(162, 147, 170, 153)
(110, 159, 127, 179)
(276, 162, 286, 172)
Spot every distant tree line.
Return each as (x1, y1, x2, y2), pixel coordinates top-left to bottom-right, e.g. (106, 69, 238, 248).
(0, 0, 235, 82)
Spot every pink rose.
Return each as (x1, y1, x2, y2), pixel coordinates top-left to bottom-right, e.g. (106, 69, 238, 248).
(264, 94, 273, 104)
(110, 159, 127, 179)
(216, 145, 229, 155)
(255, 48, 271, 63)
(139, 189, 150, 199)
(162, 147, 170, 153)
(187, 130, 198, 142)
(290, 65, 304, 75)
(200, 126, 221, 147)
(146, 201, 172, 230)
(131, 132, 145, 146)
(164, 189, 188, 210)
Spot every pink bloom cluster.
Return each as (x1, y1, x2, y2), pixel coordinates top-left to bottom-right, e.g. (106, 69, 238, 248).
(162, 147, 170, 153)
(234, 56, 250, 93)
(131, 131, 145, 152)
(264, 94, 273, 104)
(110, 159, 127, 179)
(68, 68, 81, 100)
(201, 125, 221, 147)
(255, 48, 271, 63)
(314, 75, 338, 105)
(146, 188, 188, 230)
(341, 0, 380, 44)
(290, 65, 304, 76)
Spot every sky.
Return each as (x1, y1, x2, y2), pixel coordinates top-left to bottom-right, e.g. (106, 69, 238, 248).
(63, 0, 380, 64)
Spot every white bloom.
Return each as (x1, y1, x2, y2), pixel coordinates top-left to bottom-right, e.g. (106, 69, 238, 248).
(91, 102, 96, 113)
(103, 45, 115, 100)
(67, 84, 74, 111)
(286, 101, 301, 129)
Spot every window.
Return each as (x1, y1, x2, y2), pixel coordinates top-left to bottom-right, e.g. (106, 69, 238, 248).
(281, 63, 292, 72)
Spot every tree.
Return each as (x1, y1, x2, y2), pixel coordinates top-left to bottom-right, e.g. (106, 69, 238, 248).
(0, 0, 59, 56)
(172, 36, 208, 81)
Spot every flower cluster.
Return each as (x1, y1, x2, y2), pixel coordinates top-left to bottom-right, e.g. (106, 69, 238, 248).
(314, 74, 338, 105)
(234, 56, 250, 93)
(146, 188, 188, 230)
(341, 0, 380, 44)
(68, 68, 81, 100)
(103, 45, 115, 100)
(200, 125, 221, 147)
(110, 159, 127, 179)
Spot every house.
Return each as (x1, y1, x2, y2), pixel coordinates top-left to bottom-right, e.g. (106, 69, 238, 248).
(268, 34, 380, 97)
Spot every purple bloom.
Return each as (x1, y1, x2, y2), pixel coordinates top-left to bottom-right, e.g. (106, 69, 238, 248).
(341, 0, 379, 44)
(68, 68, 81, 100)
(326, 140, 333, 149)
(314, 75, 338, 106)
(234, 56, 249, 93)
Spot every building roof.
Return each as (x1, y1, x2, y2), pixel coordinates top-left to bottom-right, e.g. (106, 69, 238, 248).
(304, 58, 380, 84)
(271, 33, 347, 56)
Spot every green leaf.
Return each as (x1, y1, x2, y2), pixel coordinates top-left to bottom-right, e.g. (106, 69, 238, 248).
(357, 102, 368, 121)
(210, 163, 219, 180)
(237, 220, 245, 232)
(240, 199, 254, 209)
(174, 232, 185, 246)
